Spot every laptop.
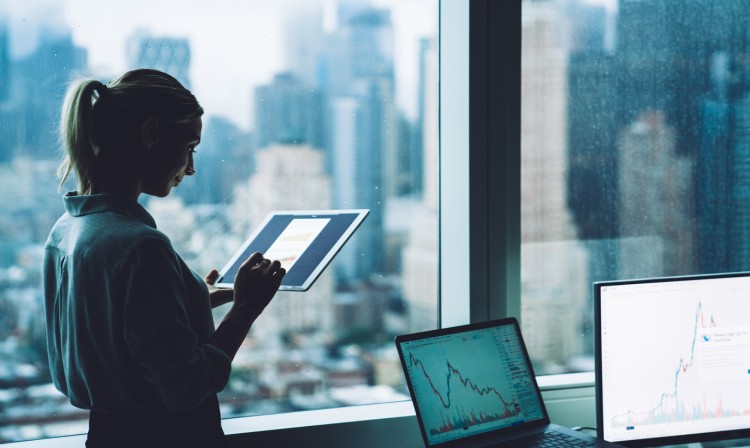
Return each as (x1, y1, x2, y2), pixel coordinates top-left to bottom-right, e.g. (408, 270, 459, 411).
(395, 318, 623, 448)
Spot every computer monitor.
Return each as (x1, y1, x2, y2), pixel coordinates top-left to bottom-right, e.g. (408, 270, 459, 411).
(595, 272, 750, 447)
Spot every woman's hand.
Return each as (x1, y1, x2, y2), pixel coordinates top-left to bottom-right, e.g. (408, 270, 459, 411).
(204, 269, 234, 308)
(232, 252, 286, 318)
(208, 253, 285, 360)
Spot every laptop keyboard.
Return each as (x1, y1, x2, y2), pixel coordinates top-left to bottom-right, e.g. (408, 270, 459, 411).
(505, 430, 596, 447)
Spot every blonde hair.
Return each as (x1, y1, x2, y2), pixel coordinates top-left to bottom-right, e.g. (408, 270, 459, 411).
(58, 69, 203, 193)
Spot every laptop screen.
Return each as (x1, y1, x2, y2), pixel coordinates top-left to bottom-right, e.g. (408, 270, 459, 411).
(595, 273, 750, 446)
(396, 318, 547, 446)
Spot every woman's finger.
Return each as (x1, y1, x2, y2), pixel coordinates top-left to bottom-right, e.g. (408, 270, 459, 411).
(204, 269, 220, 285)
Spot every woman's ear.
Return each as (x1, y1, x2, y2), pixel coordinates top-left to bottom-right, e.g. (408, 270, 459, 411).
(141, 117, 160, 149)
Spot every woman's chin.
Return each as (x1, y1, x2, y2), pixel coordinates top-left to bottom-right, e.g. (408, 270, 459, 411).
(144, 186, 174, 198)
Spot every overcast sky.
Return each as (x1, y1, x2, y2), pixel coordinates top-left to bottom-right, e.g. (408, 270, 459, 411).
(1, 0, 437, 130)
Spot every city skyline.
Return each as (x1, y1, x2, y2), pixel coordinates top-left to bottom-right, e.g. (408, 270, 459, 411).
(8, 0, 750, 443)
(0, 0, 436, 129)
(0, 0, 439, 442)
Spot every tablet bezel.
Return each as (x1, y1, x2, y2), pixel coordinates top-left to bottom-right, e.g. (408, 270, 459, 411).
(215, 209, 369, 291)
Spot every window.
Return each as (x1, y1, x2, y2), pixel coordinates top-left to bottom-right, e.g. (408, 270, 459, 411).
(520, 0, 750, 376)
(0, 0, 438, 443)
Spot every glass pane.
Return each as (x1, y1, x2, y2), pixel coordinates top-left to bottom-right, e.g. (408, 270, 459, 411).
(0, 0, 437, 442)
(522, 0, 747, 375)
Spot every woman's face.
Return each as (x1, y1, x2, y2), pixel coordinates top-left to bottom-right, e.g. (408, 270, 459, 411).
(142, 117, 202, 197)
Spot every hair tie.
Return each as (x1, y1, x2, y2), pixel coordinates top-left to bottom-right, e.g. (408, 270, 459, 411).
(97, 82, 109, 99)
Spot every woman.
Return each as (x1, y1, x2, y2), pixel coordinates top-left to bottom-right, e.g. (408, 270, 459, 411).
(43, 68, 285, 447)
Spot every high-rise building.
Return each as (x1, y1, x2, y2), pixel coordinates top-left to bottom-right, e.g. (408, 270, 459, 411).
(613, 1, 750, 275)
(0, 21, 9, 103)
(321, 6, 394, 97)
(127, 31, 193, 89)
(10, 32, 87, 159)
(406, 37, 434, 198)
(320, 4, 398, 284)
(231, 143, 333, 337)
(616, 0, 749, 158)
(698, 51, 750, 273)
(567, 45, 620, 313)
(697, 65, 732, 273)
(559, 0, 750, 280)
(329, 92, 384, 282)
(0, 20, 11, 164)
(520, 1, 588, 369)
(402, 37, 438, 332)
(729, 95, 750, 266)
(618, 111, 694, 279)
(254, 72, 325, 150)
(522, 2, 575, 243)
(564, 0, 618, 245)
(172, 116, 253, 205)
(282, 2, 326, 89)
(559, 0, 609, 54)
(0, 158, 63, 246)
(566, 52, 621, 299)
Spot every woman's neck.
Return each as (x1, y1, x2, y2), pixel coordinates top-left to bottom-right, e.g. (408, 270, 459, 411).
(89, 171, 142, 201)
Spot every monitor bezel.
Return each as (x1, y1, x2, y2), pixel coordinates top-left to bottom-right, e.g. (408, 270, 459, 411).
(594, 271, 750, 447)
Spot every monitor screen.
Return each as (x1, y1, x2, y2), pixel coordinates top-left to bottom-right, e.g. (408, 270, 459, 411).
(595, 273, 750, 447)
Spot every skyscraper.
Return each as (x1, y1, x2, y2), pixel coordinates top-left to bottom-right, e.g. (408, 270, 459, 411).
(698, 51, 750, 273)
(618, 111, 694, 279)
(0, 20, 11, 164)
(254, 72, 325, 150)
(11, 31, 87, 159)
(697, 60, 731, 273)
(402, 37, 438, 332)
(177, 116, 253, 205)
(231, 143, 334, 337)
(282, 2, 326, 89)
(320, 4, 397, 284)
(565, 0, 618, 243)
(0, 21, 8, 103)
(729, 95, 750, 266)
(616, 0, 750, 158)
(127, 31, 193, 89)
(613, 0, 750, 275)
(568, 0, 750, 276)
(521, 1, 588, 369)
(406, 37, 434, 199)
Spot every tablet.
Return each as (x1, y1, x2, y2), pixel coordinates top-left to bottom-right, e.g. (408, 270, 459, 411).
(215, 209, 369, 291)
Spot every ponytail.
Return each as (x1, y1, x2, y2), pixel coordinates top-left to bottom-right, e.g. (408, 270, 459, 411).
(58, 79, 108, 194)
(57, 69, 203, 194)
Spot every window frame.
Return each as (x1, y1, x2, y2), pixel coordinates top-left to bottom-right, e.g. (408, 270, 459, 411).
(441, 0, 522, 325)
(4, 1, 595, 446)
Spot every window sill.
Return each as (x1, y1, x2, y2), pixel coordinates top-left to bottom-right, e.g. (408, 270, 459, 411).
(1, 401, 420, 448)
(537, 371, 595, 391)
(2, 373, 597, 447)
(223, 372, 595, 435)
(222, 400, 416, 434)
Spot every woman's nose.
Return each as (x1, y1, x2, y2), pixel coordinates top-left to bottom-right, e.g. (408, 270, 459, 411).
(185, 154, 196, 176)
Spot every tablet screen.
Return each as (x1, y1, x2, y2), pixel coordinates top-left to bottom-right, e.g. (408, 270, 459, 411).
(216, 209, 368, 291)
